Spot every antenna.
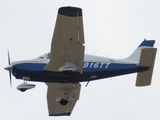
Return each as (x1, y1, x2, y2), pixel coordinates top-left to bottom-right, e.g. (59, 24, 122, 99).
(107, 51, 114, 57)
(92, 49, 99, 55)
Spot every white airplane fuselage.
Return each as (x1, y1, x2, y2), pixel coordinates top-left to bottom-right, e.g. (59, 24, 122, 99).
(8, 54, 149, 83)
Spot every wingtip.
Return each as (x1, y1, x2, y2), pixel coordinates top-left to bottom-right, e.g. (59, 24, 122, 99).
(49, 112, 71, 116)
(58, 6, 82, 17)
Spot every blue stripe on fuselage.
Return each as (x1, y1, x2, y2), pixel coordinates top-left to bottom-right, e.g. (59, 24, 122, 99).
(12, 63, 46, 76)
(12, 62, 140, 74)
(13, 63, 46, 71)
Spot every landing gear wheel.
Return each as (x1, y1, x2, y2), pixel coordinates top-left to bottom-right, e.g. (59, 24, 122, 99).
(59, 99, 69, 105)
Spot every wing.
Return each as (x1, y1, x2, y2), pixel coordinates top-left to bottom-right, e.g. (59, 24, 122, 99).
(44, 7, 85, 73)
(46, 82, 81, 116)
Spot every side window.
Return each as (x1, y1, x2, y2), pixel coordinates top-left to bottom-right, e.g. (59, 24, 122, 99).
(46, 53, 50, 59)
(39, 56, 44, 59)
(39, 54, 46, 59)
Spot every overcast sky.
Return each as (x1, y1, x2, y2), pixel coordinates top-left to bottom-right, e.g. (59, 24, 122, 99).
(1, 0, 160, 120)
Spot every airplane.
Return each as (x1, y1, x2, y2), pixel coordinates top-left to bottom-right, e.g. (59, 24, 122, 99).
(4, 6, 157, 116)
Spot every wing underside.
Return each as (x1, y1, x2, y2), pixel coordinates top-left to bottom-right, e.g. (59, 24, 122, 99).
(44, 7, 85, 73)
(46, 82, 81, 116)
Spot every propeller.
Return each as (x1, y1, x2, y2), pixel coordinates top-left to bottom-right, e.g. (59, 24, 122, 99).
(8, 50, 12, 86)
(7, 50, 12, 87)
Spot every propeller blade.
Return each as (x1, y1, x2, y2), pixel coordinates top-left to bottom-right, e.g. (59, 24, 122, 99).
(7, 50, 12, 87)
(8, 50, 10, 65)
(9, 70, 12, 87)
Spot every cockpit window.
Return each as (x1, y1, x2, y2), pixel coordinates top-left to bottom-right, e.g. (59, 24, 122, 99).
(37, 53, 50, 59)
(38, 53, 47, 59)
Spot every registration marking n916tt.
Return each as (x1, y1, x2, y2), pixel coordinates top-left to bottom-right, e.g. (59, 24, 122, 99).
(83, 62, 110, 69)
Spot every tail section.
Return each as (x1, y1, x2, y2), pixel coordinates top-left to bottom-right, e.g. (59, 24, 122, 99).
(125, 40, 155, 62)
(125, 39, 157, 86)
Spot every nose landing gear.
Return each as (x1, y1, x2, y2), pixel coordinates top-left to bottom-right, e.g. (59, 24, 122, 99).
(17, 80, 35, 92)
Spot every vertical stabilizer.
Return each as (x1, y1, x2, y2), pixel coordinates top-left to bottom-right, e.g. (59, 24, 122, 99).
(125, 40, 155, 63)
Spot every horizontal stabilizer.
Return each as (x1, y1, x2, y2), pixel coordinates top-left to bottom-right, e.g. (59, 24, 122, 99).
(136, 48, 157, 86)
